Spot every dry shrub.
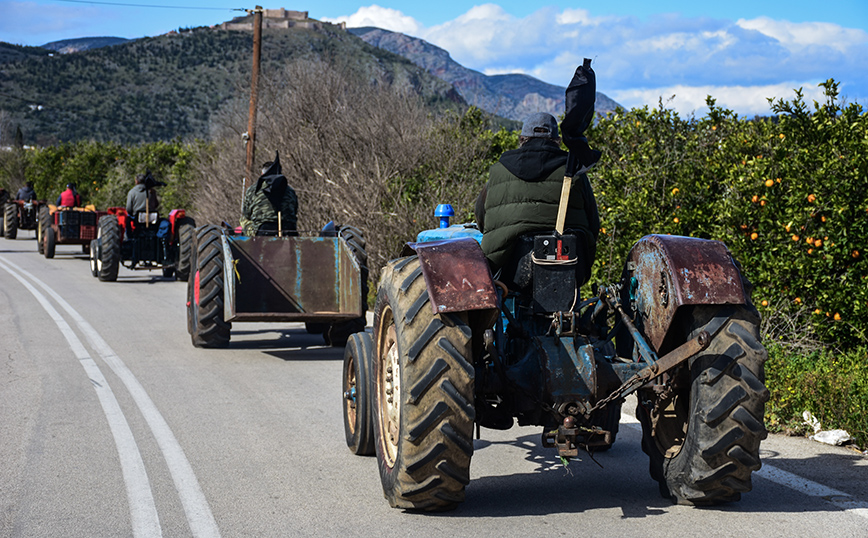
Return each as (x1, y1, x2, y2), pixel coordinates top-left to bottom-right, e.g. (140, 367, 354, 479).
(194, 58, 497, 280)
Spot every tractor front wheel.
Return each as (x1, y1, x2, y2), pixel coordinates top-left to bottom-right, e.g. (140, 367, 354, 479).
(343, 331, 375, 456)
(188, 225, 230, 348)
(4, 203, 17, 240)
(97, 215, 120, 281)
(89, 239, 99, 277)
(638, 306, 768, 505)
(372, 256, 475, 511)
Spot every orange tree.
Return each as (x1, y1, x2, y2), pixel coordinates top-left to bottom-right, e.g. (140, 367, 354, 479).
(585, 80, 867, 349)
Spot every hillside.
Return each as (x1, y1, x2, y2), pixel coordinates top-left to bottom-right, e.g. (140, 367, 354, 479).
(348, 27, 621, 121)
(0, 23, 462, 145)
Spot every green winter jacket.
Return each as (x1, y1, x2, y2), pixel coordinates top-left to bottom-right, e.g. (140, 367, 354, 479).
(478, 138, 599, 270)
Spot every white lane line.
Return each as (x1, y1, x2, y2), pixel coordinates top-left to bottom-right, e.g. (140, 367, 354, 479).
(0, 259, 162, 538)
(619, 408, 868, 520)
(4, 259, 222, 538)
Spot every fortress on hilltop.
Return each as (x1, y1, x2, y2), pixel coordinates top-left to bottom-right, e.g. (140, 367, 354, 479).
(219, 8, 346, 31)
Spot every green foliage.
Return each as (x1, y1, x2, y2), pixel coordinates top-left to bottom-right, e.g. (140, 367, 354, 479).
(765, 344, 868, 447)
(11, 139, 202, 214)
(587, 81, 868, 349)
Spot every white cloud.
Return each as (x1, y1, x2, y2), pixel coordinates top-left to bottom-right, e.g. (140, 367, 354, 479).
(737, 16, 868, 53)
(330, 4, 867, 116)
(322, 5, 421, 35)
(611, 82, 829, 117)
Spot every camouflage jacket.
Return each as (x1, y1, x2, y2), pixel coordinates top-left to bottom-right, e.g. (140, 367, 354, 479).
(240, 183, 298, 236)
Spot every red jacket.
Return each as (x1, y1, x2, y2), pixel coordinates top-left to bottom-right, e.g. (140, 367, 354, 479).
(58, 188, 81, 207)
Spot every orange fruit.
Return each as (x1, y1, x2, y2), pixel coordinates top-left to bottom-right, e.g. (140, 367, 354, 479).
(792, 235, 800, 241)
(765, 179, 774, 187)
(814, 309, 822, 315)
(673, 217, 680, 223)
(750, 232, 758, 240)
(751, 195, 759, 203)
(853, 250, 860, 258)
(671, 187, 679, 195)
(807, 194, 816, 203)
(760, 200, 767, 206)
(834, 313, 841, 321)
(794, 297, 801, 304)
(761, 300, 768, 307)
(814, 239, 823, 247)
(779, 133, 785, 139)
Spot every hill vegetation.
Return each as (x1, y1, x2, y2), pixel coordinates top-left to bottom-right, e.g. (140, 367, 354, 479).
(0, 23, 462, 145)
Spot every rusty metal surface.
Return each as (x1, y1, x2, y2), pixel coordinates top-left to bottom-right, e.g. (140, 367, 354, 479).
(625, 234, 747, 350)
(224, 235, 362, 322)
(411, 237, 498, 314)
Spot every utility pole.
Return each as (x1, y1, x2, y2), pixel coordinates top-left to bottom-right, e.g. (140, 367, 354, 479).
(245, 5, 263, 183)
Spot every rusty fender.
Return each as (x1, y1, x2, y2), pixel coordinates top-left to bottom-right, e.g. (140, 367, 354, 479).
(623, 234, 749, 351)
(405, 237, 499, 315)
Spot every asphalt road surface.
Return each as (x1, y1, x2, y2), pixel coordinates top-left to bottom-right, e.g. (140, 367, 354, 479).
(2, 234, 867, 537)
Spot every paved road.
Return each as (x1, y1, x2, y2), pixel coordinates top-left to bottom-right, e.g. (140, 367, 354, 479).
(1, 235, 867, 537)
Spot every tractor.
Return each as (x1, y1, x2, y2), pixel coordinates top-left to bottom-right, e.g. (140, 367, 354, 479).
(37, 204, 106, 258)
(342, 208, 768, 511)
(3, 198, 44, 240)
(186, 222, 368, 348)
(89, 206, 195, 282)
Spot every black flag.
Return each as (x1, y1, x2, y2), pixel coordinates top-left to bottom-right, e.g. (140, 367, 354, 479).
(255, 151, 288, 210)
(561, 58, 602, 177)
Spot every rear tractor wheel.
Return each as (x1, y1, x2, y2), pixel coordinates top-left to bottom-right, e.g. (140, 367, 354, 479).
(4, 203, 17, 240)
(188, 225, 231, 348)
(323, 225, 369, 347)
(44, 227, 56, 259)
(37, 205, 50, 254)
(175, 216, 195, 281)
(372, 255, 475, 511)
(97, 215, 120, 281)
(638, 306, 768, 505)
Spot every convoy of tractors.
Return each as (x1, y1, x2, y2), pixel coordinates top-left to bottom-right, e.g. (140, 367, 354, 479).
(3, 72, 768, 511)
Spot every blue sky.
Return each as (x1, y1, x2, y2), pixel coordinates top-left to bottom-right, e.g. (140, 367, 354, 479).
(1, 1, 866, 116)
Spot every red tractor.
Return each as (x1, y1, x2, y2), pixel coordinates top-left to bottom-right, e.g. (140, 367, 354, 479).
(89, 207, 195, 282)
(37, 205, 106, 258)
(3, 198, 44, 240)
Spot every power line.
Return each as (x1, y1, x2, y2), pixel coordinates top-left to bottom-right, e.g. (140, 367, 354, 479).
(52, 0, 245, 11)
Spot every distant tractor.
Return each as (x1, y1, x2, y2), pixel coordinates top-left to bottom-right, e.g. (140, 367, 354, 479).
(38, 205, 106, 258)
(186, 223, 368, 348)
(3, 198, 44, 240)
(89, 207, 195, 282)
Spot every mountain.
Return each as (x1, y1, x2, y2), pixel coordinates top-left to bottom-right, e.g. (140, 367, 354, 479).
(348, 27, 621, 122)
(0, 21, 462, 145)
(41, 37, 131, 54)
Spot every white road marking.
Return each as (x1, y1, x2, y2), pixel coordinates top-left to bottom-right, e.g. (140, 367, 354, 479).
(0, 258, 162, 538)
(619, 407, 868, 520)
(7, 259, 222, 538)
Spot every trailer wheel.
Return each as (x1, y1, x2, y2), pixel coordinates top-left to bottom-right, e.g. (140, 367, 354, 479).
(4, 202, 17, 240)
(44, 226, 56, 259)
(37, 205, 49, 254)
(175, 217, 195, 281)
(372, 256, 475, 511)
(89, 239, 99, 277)
(323, 225, 369, 346)
(189, 225, 230, 348)
(638, 306, 768, 505)
(344, 331, 376, 456)
(97, 215, 120, 282)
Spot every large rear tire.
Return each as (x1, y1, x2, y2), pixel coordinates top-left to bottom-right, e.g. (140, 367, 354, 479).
(324, 225, 369, 347)
(5, 203, 17, 240)
(372, 256, 475, 511)
(189, 225, 230, 348)
(37, 205, 49, 254)
(344, 331, 376, 456)
(44, 226, 56, 259)
(175, 216, 195, 281)
(97, 215, 120, 282)
(638, 306, 768, 505)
